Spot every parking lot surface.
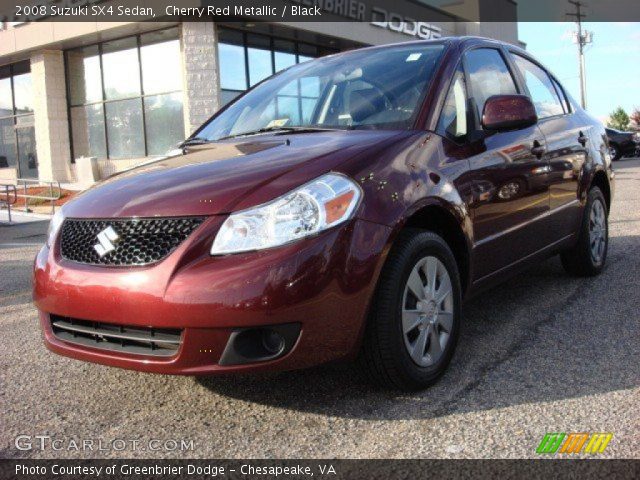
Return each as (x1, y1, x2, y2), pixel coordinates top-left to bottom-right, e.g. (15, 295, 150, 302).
(1, 159, 639, 459)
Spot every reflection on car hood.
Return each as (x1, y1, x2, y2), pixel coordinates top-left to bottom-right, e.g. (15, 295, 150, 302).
(62, 130, 402, 218)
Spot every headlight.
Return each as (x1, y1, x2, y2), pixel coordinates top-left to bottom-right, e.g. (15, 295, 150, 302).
(211, 173, 361, 255)
(46, 209, 65, 247)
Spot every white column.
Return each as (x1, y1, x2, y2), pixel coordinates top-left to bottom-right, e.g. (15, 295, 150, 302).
(180, 21, 220, 137)
(30, 50, 73, 182)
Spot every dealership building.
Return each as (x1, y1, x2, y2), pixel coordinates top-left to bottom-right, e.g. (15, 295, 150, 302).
(0, 0, 520, 185)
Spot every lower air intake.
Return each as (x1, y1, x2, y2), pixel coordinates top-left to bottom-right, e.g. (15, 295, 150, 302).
(50, 315, 182, 357)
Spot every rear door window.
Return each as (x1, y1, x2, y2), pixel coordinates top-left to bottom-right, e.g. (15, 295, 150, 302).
(511, 54, 565, 119)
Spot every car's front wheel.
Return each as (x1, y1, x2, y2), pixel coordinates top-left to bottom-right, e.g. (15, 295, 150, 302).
(360, 230, 461, 391)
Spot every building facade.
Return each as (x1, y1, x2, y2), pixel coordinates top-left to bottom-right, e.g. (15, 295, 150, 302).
(0, 16, 519, 185)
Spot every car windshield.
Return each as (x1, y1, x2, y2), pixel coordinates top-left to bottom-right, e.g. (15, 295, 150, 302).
(196, 43, 446, 141)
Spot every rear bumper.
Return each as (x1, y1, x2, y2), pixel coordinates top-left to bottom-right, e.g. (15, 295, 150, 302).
(34, 217, 391, 375)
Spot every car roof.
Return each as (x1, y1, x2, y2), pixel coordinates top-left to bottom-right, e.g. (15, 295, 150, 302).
(335, 36, 519, 56)
(324, 36, 540, 75)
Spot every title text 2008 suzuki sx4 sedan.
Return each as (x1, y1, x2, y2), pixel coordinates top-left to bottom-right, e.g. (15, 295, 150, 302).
(34, 37, 614, 390)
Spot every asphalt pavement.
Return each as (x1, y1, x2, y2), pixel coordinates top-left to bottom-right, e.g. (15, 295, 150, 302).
(1, 159, 639, 459)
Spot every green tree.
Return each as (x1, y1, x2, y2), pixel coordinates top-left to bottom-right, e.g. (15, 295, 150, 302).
(607, 107, 630, 131)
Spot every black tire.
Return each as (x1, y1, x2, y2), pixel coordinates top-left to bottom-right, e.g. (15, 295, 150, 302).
(360, 229, 462, 391)
(560, 187, 608, 276)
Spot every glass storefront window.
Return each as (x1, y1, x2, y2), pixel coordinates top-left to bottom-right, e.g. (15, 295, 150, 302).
(218, 29, 247, 92)
(247, 34, 272, 86)
(0, 75, 13, 116)
(141, 30, 182, 95)
(274, 51, 296, 71)
(65, 28, 185, 160)
(274, 40, 296, 72)
(218, 27, 335, 106)
(17, 124, 37, 179)
(219, 43, 247, 91)
(0, 61, 36, 177)
(13, 73, 33, 114)
(144, 92, 184, 155)
(0, 117, 17, 169)
(70, 104, 107, 159)
(105, 99, 145, 159)
(248, 47, 272, 86)
(102, 37, 141, 100)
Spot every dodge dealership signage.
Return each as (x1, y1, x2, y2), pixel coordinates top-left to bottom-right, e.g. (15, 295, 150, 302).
(291, 0, 443, 38)
(371, 7, 442, 39)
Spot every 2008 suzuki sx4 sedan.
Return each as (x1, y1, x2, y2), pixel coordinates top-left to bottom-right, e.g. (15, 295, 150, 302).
(34, 37, 614, 391)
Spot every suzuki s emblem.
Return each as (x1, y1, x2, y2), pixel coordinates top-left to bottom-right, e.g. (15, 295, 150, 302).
(93, 226, 120, 257)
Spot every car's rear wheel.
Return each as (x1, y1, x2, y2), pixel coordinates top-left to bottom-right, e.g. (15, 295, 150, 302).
(560, 187, 608, 276)
(360, 230, 461, 391)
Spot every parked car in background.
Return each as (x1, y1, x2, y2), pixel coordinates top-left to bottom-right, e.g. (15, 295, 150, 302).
(605, 127, 640, 160)
(34, 37, 614, 391)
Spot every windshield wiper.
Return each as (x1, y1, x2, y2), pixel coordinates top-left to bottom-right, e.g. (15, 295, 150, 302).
(217, 126, 339, 142)
(180, 136, 212, 147)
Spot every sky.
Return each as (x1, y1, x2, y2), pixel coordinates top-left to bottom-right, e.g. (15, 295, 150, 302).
(518, 22, 640, 122)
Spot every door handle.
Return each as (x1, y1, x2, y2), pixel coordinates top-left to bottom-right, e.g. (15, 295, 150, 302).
(578, 131, 589, 146)
(531, 141, 546, 158)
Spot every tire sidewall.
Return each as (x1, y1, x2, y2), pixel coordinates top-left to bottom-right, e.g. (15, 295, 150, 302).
(585, 188, 608, 270)
(390, 233, 462, 386)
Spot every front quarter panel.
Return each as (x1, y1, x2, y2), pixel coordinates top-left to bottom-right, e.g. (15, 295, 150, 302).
(343, 132, 471, 234)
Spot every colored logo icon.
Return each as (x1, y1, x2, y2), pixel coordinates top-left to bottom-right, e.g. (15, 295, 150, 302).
(536, 433, 613, 454)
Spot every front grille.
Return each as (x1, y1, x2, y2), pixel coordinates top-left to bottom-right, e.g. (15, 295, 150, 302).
(60, 217, 203, 266)
(50, 315, 182, 357)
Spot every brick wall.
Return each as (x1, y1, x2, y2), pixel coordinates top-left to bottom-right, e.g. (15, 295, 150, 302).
(30, 50, 73, 182)
(180, 21, 220, 137)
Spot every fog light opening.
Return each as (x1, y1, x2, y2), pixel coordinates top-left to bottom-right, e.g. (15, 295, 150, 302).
(262, 330, 285, 355)
(218, 323, 301, 366)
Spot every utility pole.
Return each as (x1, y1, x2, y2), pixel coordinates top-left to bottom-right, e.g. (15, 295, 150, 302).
(567, 0, 592, 109)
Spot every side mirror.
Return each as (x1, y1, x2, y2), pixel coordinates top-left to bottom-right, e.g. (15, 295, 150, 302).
(482, 95, 538, 131)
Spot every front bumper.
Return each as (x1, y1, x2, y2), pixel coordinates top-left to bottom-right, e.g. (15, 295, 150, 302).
(34, 217, 391, 375)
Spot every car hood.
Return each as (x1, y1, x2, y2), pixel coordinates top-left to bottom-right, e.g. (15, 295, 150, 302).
(63, 130, 403, 218)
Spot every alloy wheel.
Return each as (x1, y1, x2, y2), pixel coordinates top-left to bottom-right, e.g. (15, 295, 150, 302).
(401, 256, 454, 367)
(589, 199, 607, 264)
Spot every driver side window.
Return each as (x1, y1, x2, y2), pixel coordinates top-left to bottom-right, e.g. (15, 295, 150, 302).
(463, 48, 518, 123)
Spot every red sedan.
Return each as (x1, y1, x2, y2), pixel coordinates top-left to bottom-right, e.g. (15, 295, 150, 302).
(34, 37, 613, 390)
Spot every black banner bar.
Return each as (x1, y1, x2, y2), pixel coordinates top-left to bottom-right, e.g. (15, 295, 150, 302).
(1, 0, 640, 23)
(1, 459, 639, 480)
